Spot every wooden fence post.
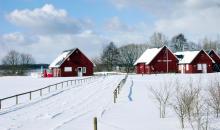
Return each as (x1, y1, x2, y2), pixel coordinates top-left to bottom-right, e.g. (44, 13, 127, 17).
(118, 85, 120, 94)
(55, 84, 57, 90)
(115, 89, 117, 98)
(30, 92, 32, 100)
(114, 92, 116, 103)
(62, 82, 63, 88)
(40, 89, 42, 96)
(0, 99, 1, 109)
(94, 117, 97, 130)
(16, 95, 18, 105)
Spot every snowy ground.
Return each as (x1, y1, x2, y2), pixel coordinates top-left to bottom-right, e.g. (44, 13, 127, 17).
(0, 76, 86, 98)
(1, 73, 220, 130)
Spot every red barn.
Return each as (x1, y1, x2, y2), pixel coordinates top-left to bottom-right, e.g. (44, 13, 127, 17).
(49, 48, 94, 77)
(208, 50, 220, 72)
(134, 46, 178, 74)
(175, 50, 214, 73)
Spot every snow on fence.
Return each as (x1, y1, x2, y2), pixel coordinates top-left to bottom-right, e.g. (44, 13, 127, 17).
(0, 76, 100, 110)
(113, 74, 128, 103)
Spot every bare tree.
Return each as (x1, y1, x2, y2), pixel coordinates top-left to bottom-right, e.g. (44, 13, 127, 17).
(118, 44, 148, 72)
(2, 50, 20, 66)
(173, 78, 210, 130)
(182, 79, 200, 124)
(173, 80, 187, 129)
(201, 37, 218, 51)
(91, 56, 104, 72)
(1, 50, 35, 75)
(149, 32, 168, 48)
(192, 96, 210, 130)
(20, 53, 35, 65)
(2, 50, 20, 75)
(207, 81, 220, 118)
(150, 80, 172, 118)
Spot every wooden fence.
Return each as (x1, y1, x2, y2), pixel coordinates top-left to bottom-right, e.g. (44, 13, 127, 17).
(113, 74, 128, 103)
(0, 76, 100, 110)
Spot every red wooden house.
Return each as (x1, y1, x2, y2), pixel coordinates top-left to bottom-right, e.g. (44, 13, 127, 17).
(175, 50, 214, 73)
(49, 48, 94, 77)
(134, 46, 178, 74)
(208, 50, 220, 72)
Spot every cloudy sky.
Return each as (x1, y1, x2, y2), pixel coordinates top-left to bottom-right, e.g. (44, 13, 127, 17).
(0, 0, 220, 63)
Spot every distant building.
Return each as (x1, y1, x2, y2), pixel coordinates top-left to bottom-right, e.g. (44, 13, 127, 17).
(49, 48, 94, 77)
(134, 46, 178, 74)
(175, 50, 213, 73)
(208, 50, 220, 72)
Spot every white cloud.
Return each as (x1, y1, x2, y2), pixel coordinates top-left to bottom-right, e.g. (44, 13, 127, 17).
(103, 16, 152, 44)
(110, 0, 220, 41)
(0, 31, 108, 64)
(110, 0, 179, 16)
(7, 4, 92, 34)
(104, 16, 133, 32)
(155, 1, 220, 40)
(1, 4, 106, 63)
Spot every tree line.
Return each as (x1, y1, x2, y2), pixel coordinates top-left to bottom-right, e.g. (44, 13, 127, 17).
(1, 50, 35, 75)
(94, 32, 220, 72)
(1, 32, 220, 75)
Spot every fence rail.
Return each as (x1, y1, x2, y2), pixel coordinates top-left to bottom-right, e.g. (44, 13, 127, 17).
(0, 76, 100, 110)
(113, 74, 128, 103)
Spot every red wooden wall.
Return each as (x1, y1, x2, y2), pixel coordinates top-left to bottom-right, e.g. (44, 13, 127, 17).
(135, 47, 178, 74)
(52, 49, 93, 77)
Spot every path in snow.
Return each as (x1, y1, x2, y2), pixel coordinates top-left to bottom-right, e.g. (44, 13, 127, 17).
(0, 75, 124, 130)
(100, 75, 184, 130)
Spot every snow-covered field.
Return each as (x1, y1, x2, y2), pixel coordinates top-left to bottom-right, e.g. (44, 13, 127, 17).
(0, 76, 88, 98)
(1, 73, 220, 130)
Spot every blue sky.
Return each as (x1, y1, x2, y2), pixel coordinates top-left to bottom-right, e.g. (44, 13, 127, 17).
(0, 0, 220, 63)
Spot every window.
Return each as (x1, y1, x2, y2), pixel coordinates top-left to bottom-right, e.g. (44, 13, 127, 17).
(178, 65, 182, 70)
(197, 64, 202, 70)
(83, 67, 86, 73)
(186, 64, 189, 71)
(64, 67, 72, 72)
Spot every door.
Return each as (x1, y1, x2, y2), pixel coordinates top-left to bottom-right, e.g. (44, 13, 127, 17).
(77, 67, 83, 77)
(202, 64, 207, 73)
(181, 65, 185, 74)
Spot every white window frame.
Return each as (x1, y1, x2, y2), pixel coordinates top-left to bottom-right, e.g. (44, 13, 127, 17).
(64, 67, 72, 72)
(178, 65, 182, 71)
(186, 64, 189, 71)
(82, 67, 86, 73)
(197, 64, 202, 70)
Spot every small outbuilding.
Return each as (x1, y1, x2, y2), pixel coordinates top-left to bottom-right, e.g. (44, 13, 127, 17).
(175, 50, 214, 73)
(208, 50, 220, 72)
(49, 48, 94, 77)
(134, 46, 178, 74)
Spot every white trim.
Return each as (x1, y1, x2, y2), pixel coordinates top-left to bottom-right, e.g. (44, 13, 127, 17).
(197, 64, 202, 70)
(83, 67, 86, 73)
(186, 64, 189, 71)
(64, 67, 72, 72)
(77, 67, 83, 77)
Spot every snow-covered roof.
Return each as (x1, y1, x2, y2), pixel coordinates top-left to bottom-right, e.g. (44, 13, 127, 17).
(174, 51, 200, 64)
(49, 49, 76, 68)
(134, 47, 163, 65)
(209, 50, 220, 60)
(175, 50, 214, 64)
